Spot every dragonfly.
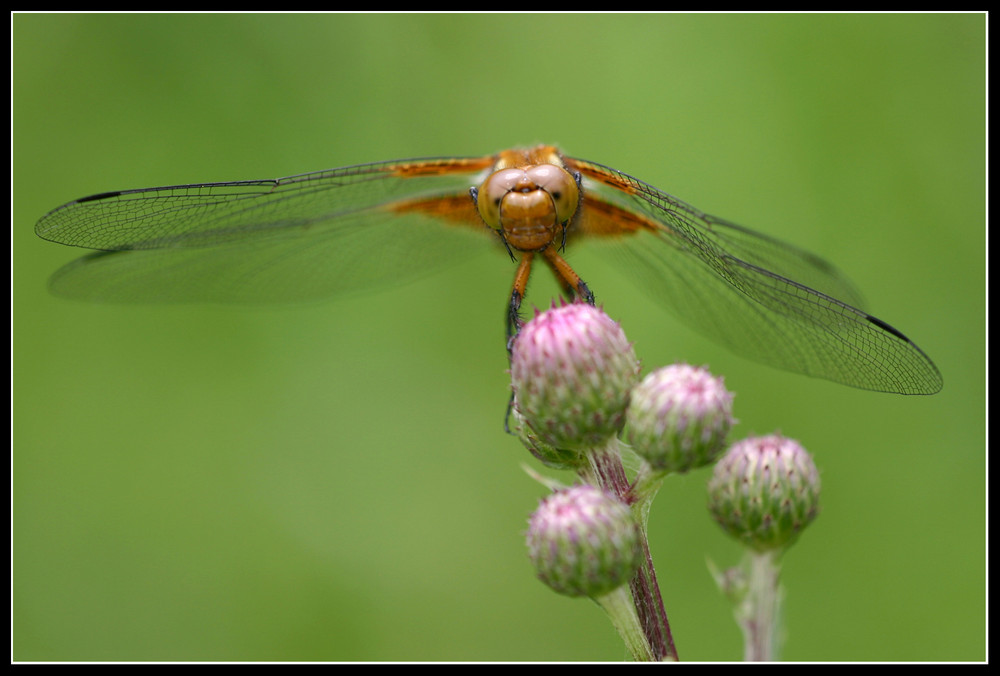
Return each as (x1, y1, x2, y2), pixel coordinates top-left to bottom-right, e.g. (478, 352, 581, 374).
(35, 145, 942, 395)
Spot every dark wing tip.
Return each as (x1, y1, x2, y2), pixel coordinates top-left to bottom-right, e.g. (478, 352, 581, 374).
(75, 190, 123, 204)
(864, 314, 943, 395)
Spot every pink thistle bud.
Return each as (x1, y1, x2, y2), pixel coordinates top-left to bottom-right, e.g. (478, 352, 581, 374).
(511, 302, 640, 450)
(625, 363, 735, 474)
(526, 485, 641, 598)
(708, 434, 821, 551)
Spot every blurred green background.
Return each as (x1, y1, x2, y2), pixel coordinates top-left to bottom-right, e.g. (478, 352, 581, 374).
(13, 13, 984, 662)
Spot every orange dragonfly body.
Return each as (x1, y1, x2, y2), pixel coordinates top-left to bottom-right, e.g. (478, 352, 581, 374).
(35, 145, 942, 395)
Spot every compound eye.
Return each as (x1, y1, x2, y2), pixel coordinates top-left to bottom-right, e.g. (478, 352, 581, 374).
(526, 164, 580, 226)
(475, 167, 525, 229)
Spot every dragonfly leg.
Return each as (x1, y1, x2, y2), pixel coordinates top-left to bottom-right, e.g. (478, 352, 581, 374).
(506, 253, 534, 353)
(541, 247, 595, 306)
(504, 244, 596, 434)
(504, 253, 537, 432)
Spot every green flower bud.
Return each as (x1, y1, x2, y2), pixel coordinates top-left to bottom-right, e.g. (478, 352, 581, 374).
(526, 485, 641, 598)
(624, 363, 735, 474)
(511, 302, 640, 450)
(707, 434, 821, 551)
(508, 404, 584, 470)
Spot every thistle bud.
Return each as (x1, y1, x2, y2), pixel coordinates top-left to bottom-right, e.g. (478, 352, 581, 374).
(707, 434, 820, 551)
(526, 485, 641, 598)
(510, 302, 640, 450)
(624, 363, 735, 474)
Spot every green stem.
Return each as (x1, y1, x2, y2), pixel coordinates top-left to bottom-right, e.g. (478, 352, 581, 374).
(742, 550, 783, 661)
(581, 441, 678, 662)
(593, 585, 655, 662)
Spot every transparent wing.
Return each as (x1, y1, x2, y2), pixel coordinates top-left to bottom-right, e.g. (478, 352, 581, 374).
(36, 157, 498, 303)
(568, 157, 942, 395)
(35, 151, 942, 394)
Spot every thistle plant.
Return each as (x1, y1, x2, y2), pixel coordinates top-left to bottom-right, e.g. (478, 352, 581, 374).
(527, 485, 642, 599)
(625, 363, 735, 476)
(707, 435, 820, 553)
(707, 435, 821, 661)
(510, 301, 821, 662)
(525, 485, 653, 661)
(510, 300, 640, 453)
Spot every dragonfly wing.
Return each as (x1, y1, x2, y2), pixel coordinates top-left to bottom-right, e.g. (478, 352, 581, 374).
(37, 158, 497, 303)
(569, 158, 942, 395)
(35, 157, 495, 250)
(45, 207, 492, 303)
(568, 157, 868, 307)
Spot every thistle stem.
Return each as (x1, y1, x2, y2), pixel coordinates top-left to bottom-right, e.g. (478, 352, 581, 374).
(593, 585, 655, 662)
(582, 441, 679, 662)
(742, 550, 783, 662)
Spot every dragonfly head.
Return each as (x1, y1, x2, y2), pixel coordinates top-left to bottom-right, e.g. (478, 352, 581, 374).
(474, 163, 580, 252)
